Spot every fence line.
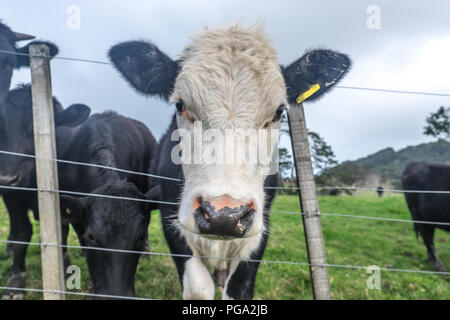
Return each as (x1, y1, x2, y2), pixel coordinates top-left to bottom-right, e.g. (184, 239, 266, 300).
(0, 183, 449, 226)
(0, 49, 111, 65)
(335, 85, 450, 98)
(2, 49, 450, 97)
(270, 210, 450, 226)
(1, 239, 448, 276)
(0, 184, 178, 206)
(1, 149, 450, 195)
(0, 285, 154, 300)
(0, 150, 181, 182)
(268, 185, 450, 194)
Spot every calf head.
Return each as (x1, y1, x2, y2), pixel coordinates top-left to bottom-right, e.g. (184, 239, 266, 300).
(0, 85, 90, 187)
(109, 25, 351, 240)
(60, 181, 158, 298)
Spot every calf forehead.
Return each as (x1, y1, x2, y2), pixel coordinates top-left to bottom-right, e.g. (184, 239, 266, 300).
(175, 25, 286, 125)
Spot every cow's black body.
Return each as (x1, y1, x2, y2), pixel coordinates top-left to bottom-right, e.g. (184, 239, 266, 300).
(59, 111, 158, 298)
(60, 111, 156, 194)
(401, 162, 450, 272)
(0, 85, 90, 299)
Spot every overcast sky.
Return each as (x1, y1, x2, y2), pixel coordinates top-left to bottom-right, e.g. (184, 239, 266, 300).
(2, 0, 450, 162)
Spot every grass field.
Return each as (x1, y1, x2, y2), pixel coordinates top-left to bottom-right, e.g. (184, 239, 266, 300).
(0, 192, 448, 300)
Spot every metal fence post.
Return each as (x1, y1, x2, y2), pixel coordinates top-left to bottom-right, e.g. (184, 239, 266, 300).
(287, 103, 331, 300)
(29, 44, 65, 300)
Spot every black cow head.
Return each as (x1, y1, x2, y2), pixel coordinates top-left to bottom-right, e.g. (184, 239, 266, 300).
(60, 181, 160, 298)
(0, 85, 90, 187)
(0, 21, 58, 102)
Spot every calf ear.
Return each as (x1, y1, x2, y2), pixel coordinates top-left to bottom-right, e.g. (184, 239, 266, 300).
(15, 41, 59, 68)
(283, 49, 351, 104)
(108, 41, 179, 101)
(56, 103, 91, 127)
(144, 185, 161, 212)
(60, 195, 87, 225)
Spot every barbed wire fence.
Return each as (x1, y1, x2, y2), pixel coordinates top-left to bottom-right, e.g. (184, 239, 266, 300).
(0, 47, 449, 300)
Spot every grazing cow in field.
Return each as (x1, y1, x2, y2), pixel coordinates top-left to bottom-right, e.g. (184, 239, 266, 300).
(376, 186, 384, 197)
(58, 111, 159, 298)
(0, 21, 90, 299)
(402, 162, 450, 272)
(329, 188, 341, 196)
(109, 24, 351, 299)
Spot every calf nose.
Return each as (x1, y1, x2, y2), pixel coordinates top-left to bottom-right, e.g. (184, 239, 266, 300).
(0, 174, 19, 186)
(194, 195, 255, 238)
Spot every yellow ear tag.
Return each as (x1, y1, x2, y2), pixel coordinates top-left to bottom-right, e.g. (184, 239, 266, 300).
(66, 208, 71, 215)
(296, 83, 321, 104)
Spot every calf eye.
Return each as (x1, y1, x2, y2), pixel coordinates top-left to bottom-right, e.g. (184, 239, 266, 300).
(272, 104, 286, 122)
(175, 99, 185, 113)
(175, 99, 194, 123)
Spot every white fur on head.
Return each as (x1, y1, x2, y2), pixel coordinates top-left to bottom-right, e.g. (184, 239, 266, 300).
(171, 24, 286, 244)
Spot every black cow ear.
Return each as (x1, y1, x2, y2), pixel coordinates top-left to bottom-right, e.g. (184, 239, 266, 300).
(144, 185, 161, 212)
(283, 49, 351, 104)
(56, 103, 90, 127)
(15, 41, 59, 68)
(108, 41, 179, 101)
(60, 195, 87, 225)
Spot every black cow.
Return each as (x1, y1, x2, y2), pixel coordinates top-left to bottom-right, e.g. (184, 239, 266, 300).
(109, 25, 351, 299)
(376, 186, 384, 197)
(402, 162, 450, 272)
(0, 21, 90, 299)
(58, 111, 159, 298)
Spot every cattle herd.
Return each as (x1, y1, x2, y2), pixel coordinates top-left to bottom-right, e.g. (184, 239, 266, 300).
(0, 20, 448, 300)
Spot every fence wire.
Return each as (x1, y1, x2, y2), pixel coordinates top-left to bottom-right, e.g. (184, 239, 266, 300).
(1, 149, 449, 195)
(0, 285, 154, 300)
(0, 239, 448, 276)
(270, 210, 450, 226)
(0, 183, 449, 226)
(1, 49, 450, 97)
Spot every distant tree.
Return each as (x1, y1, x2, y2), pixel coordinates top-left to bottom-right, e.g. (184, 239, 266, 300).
(423, 106, 450, 141)
(279, 115, 338, 175)
(278, 147, 293, 178)
(308, 131, 338, 173)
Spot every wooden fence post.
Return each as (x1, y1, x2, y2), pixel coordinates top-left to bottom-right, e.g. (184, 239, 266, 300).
(287, 103, 331, 300)
(29, 44, 65, 300)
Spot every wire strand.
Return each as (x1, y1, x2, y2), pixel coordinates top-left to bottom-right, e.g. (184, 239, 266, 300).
(0, 184, 179, 206)
(267, 185, 450, 194)
(1, 150, 450, 195)
(0, 183, 448, 225)
(0, 239, 448, 276)
(0, 285, 154, 300)
(335, 85, 450, 98)
(0, 49, 110, 65)
(270, 210, 450, 226)
(1, 49, 450, 97)
(0, 150, 181, 182)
